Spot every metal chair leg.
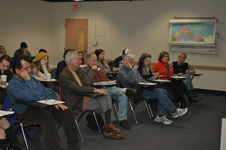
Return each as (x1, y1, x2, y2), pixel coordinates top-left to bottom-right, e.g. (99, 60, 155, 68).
(144, 100, 152, 119)
(113, 102, 118, 115)
(92, 112, 102, 133)
(75, 119, 84, 142)
(77, 112, 86, 122)
(128, 101, 138, 123)
(20, 123, 29, 149)
(148, 104, 154, 117)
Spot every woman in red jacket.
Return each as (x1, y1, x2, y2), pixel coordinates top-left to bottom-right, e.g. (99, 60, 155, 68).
(152, 51, 199, 108)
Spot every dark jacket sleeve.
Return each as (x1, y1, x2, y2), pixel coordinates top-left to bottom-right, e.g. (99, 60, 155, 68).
(80, 66, 96, 86)
(56, 60, 66, 79)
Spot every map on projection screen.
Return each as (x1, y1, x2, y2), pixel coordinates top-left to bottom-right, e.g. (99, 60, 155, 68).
(169, 19, 217, 45)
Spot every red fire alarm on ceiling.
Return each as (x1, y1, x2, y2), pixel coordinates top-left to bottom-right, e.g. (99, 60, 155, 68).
(72, 4, 80, 10)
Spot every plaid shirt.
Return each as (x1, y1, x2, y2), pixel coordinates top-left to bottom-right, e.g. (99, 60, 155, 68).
(91, 67, 110, 82)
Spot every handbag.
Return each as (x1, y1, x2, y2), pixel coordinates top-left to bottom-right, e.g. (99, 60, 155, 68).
(86, 112, 104, 133)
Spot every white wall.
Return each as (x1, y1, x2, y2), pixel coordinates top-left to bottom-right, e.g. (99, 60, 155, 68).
(51, 0, 226, 91)
(0, 0, 225, 91)
(0, 0, 52, 57)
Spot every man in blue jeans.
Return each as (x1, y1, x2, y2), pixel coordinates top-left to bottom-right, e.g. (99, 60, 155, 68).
(117, 54, 188, 125)
(7, 55, 81, 150)
(80, 53, 133, 130)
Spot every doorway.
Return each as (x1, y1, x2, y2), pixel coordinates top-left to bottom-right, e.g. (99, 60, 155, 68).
(65, 19, 88, 52)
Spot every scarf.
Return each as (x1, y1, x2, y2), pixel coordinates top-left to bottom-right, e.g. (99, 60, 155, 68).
(161, 60, 170, 78)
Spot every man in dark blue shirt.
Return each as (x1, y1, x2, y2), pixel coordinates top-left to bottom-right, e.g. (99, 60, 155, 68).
(7, 55, 81, 150)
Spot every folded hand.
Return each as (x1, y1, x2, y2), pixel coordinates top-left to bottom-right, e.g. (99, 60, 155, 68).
(55, 104, 68, 111)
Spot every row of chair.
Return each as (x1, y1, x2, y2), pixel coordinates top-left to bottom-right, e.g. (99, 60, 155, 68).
(10, 79, 156, 149)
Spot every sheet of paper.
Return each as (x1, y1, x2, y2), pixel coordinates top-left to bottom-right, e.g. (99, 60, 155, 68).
(36, 78, 57, 82)
(94, 80, 116, 85)
(37, 99, 65, 105)
(153, 79, 171, 82)
(0, 110, 14, 117)
(171, 76, 187, 79)
(138, 82, 157, 85)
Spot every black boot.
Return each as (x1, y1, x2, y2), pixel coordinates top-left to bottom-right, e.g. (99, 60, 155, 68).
(190, 89, 202, 100)
(5, 127, 29, 150)
(187, 91, 200, 103)
(0, 139, 7, 150)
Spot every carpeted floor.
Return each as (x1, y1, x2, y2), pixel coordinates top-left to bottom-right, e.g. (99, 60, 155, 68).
(17, 93, 226, 150)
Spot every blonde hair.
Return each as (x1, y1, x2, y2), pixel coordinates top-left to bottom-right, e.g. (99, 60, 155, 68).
(31, 55, 51, 75)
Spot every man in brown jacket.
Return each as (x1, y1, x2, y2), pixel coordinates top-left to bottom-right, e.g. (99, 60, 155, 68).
(59, 51, 124, 139)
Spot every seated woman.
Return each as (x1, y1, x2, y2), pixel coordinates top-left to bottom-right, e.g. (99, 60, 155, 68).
(0, 117, 29, 150)
(0, 45, 6, 58)
(31, 52, 51, 80)
(95, 49, 116, 80)
(137, 53, 174, 101)
(95, 49, 111, 73)
(78, 51, 85, 65)
(137, 53, 159, 81)
(152, 51, 199, 108)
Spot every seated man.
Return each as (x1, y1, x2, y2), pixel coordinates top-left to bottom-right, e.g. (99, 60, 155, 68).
(171, 52, 201, 99)
(14, 42, 31, 63)
(112, 49, 130, 72)
(0, 55, 13, 102)
(59, 51, 124, 139)
(117, 54, 188, 125)
(7, 55, 81, 150)
(80, 52, 134, 130)
(56, 49, 75, 79)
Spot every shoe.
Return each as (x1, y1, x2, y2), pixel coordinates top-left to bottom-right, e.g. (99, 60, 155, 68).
(103, 131, 125, 139)
(196, 94, 203, 100)
(8, 145, 32, 150)
(126, 88, 136, 97)
(104, 123, 121, 132)
(119, 120, 130, 130)
(172, 108, 188, 119)
(190, 89, 203, 100)
(76, 145, 82, 150)
(187, 92, 200, 103)
(155, 115, 172, 125)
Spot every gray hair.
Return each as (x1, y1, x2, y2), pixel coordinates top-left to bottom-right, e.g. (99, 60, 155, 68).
(86, 52, 95, 61)
(65, 51, 78, 65)
(124, 54, 135, 61)
(179, 52, 187, 58)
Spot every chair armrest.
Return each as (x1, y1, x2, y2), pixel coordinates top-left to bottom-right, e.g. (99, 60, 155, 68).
(68, 91, 104, 98)
(15, 100, 52, 109)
